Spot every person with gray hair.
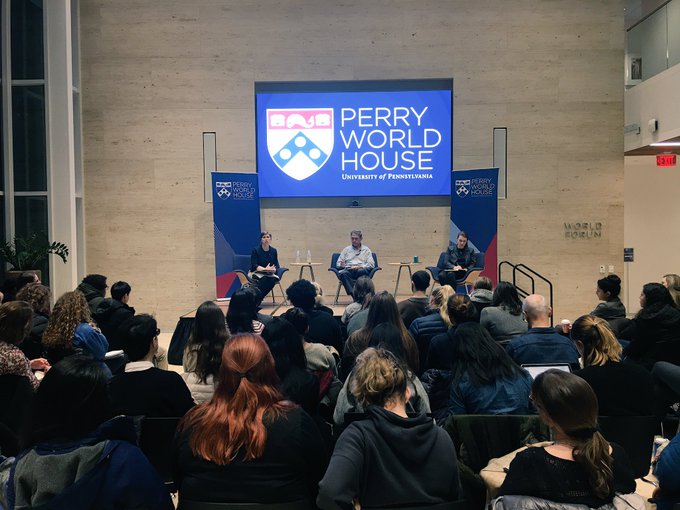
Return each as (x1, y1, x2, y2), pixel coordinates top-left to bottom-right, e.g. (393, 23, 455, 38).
(505, 294, 580, 370)
(336, 230, 374, 297)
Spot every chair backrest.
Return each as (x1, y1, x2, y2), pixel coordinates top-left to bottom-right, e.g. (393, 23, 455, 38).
(473, 251, 485, 270)
(233, 254, 251, 272)
(139, 416, 182, 483)
(436, 251, 447, 269)
(178, 500, 312, 510)
(597, 414, 659, 479)
(330, 252, 340, 269)
(371, 252, 379, 268)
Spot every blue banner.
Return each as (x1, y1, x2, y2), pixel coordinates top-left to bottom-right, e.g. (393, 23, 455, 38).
(212, 173, 261, 298)
(450, 168, 499, 284)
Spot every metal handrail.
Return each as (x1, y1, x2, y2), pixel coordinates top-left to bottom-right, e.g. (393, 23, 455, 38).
(498, 260, 555, 326)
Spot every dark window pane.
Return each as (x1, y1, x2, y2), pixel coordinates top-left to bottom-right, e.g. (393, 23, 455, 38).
(0, 87, 4, 192)
(15, 195, 49, 283)
(11, 0, 44, 80)
(12, 85, 47, 191)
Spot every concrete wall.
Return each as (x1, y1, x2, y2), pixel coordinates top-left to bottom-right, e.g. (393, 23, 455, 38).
(80, 0, 625, 329)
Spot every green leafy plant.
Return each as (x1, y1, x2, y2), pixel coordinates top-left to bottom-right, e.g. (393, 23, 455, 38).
(0, 233, 69, 271)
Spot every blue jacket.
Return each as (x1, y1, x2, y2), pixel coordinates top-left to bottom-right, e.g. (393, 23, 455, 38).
(447, 370, 533, 416)
(0, 416, 173, 510)
(655, 433, 680, 510)
(506, 327, 580, 370)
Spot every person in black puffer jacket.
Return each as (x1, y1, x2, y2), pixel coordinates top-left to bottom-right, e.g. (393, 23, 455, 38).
(94, 281, 135, 352)
(408, 285, 455, 375)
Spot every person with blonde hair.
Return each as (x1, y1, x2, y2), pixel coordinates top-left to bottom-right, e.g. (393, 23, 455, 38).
(662, 273, 680, 309)
(318, 348, 459, 509)
(408, 284, 455, 374)
(499, 370, 637, 507)
(572, 315, 653, 416)
(42, 291, 109, 370)
(425, 293, 478, 371)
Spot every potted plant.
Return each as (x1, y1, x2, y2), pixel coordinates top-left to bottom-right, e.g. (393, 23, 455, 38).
(0, 233, 69, 280)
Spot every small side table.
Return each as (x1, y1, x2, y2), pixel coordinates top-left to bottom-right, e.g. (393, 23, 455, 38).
(388, 262, 421, 296)
(290, 262, 323, 282)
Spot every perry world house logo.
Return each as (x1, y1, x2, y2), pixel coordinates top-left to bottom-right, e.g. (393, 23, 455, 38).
(455, 179, 470, 197)
(216, 181, 231, 200)
(266, 108, 334, 181)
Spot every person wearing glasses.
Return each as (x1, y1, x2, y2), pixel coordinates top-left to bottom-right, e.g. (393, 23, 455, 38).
(108, 314, 195, 417)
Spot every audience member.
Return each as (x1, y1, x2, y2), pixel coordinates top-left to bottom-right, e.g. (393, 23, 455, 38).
(0, 277, 19, 303)
(15, 283, 51, 360)
(425, 294, 478, 371)
(318, 347, 459, 509)
(0, 301, 49, 390)
(620, 283, 680, 369)
(654, 432, 680, 510)
(42, 291, 110, 372)
(480, 281, 527, 344)
(438, 231, 477, 287)
(76, 274, 108, 315)
(591, 274, 626, 320)
(572, 315, 653, 416)
(397, 270, 431, 329)
(506, 294, 580, 370)
(182, 301, 229, 404)
(498, 370, 636, 507)
(469, 275, 493, 315)
(226, 287, 264, 335)
(16, 271, 40, 295)
(286, 279, 343, 354)
(109, 314, 194, 417)
(312, 281, 334, 316)
(336, 230, 374, 298)
(447, 322, 532, 416)
(262, 317, 320, 414)
(93, 280, 135, 351)
(0, 356, 173, 509)
(663, 273, 680, 309)
(172, 333, 329, 505)
(409, 285, 455, 374)
(334, 327, 430, 427)
(341, 276, 374, 325)
(249, 231, 280, 305)
(342, 291, 418, 380)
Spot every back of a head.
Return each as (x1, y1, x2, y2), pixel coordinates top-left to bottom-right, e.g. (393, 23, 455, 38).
(532, 369, 613, 499)
(664, 274, 680, 308)
(0, 301, 33, 346)
(311, 281, 325, 307)
(350, 347, 408, 408)
(16, 283, 51, 315)
(473, 276, 492, 291)
(492, 281, 523, 315)
(119, 314, 157, 362)
(25, 355, 112, 447)
(17, 271, 38, 290)
(42, 291, 91, 349)
(431, 285, 455, 327)
(451, 322, 520, 384)
(365, 291, 402, 330)
(285, 279, 316, 310)
(522, 294, 550, 323)
(447, 294, 477, 325)
(368, 323, 407, 365)
(226, 288, 259, 333)
(110, 281, 131, 301)
(181, 333, 289, 465)
(597, 275, 621, 299)
(411, 270, 430, 292)
(571, 315, 621, 367)
(261, 317, 307, 378)
(82, 274, 107, 292)
(281, 307, 308, 336)
(352, 276, 375, 306)
(190, 301, 228, 382)
(641, 282, 674, 314)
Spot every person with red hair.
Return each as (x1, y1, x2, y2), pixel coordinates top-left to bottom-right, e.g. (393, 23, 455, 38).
(172, 333, 328, 506)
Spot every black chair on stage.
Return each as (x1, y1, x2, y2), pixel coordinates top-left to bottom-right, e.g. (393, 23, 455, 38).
(232, 254, 288, 305)
(329, 252, 381, 305)
(427, 251, 485, 296)
(178, 500, 312, 510)
(597, 414, 659, 479)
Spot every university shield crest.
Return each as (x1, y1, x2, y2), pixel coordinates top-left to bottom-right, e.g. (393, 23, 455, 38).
(266, 108, 334, 181)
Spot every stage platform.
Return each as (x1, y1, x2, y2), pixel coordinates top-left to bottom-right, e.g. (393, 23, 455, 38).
(169, 298, 351, 365)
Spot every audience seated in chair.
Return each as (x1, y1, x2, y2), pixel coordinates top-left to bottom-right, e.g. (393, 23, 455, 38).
(424, 294, 478, 372)
(318, 347, 459, 510)
(341, 276, 374, 326)
(590, 275, 626, 320)
(408, 285, 455, 375)
(15, 283, 51, 360)
(311, 282, 334, 316)
(0, 355, 173, 510)
(171, 333, 329, 506)
(182, 301, 229, 404)
(506, 294, 580, 370)
(397, 270, 431, 329)
(571, 314, 654, 416)
(480, 282, 527, 344)
(469, 276, 493, 316)
(93, 281, 136, 351)
(498, 370, 637, 508)
(445, 323, 532, 418)
(109, 314, 194, 417)
(286, 280, 343, 354)
(76, 273, 108, 316)
(226, 288, 265, 335)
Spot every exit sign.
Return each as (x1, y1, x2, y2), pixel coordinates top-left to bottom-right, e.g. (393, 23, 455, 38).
(657, 154, 677, 167)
